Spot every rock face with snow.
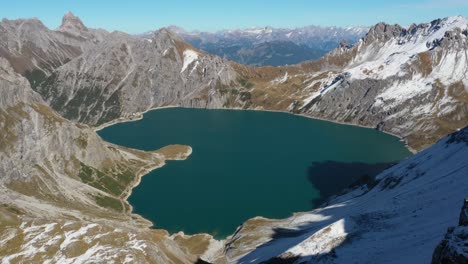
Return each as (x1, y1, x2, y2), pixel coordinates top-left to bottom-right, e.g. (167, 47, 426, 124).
(224, 127, 468, 263)
(160, 25, 369, 66)
(431, 198, 468, 264)
(299, 16, 468, 150)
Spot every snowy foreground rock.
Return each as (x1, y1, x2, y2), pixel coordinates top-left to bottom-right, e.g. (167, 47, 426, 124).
(432, 199, 468, 264)
(224, 127, 468, 264)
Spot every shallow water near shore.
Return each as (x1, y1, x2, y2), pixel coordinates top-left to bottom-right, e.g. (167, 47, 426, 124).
(98, 108, 411, 238)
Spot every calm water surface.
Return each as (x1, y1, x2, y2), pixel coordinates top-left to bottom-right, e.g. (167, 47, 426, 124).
(98, 108, 411, 238)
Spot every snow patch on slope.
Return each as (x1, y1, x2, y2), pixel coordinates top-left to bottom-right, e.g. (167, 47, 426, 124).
(374, 77, 433, 110)
(288, 219, 348, 258)
(1, 220, 161, 264)
(271, 72, 289, 84)
(181, 49, 199, 73)
(302, 75, 344, 108)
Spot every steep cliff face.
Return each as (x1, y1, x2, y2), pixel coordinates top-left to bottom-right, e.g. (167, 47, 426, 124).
(224, 127, 468, 263)
(0, 57, 224, 263)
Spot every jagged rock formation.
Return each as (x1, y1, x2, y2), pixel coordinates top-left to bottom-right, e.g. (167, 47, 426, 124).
(432, 198, 468, 264)
(0, 12, 107, 89)
(58, 12, 89, 35)
(224, 127, 468, 263)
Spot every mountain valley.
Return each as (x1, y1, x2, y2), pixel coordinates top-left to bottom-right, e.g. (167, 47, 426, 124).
(0, 12, 466, 263)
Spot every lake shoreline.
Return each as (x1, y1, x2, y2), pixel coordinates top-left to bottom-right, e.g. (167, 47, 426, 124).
(95, 105, 417, 154)
(123, 146, 193, 229)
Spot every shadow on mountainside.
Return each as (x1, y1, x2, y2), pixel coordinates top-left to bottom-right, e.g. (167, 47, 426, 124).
(307, 161, 396, 207)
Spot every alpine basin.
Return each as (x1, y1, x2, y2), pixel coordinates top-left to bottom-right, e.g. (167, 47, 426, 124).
(98, 108, 411, 238)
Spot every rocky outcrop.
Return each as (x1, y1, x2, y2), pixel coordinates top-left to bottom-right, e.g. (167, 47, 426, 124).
(362, 22, 406, 43)
(58, 11, 88, 34)
(461, 199, 468, 226)
(432, 199, 468, 264)
(57, 11, 108, 43)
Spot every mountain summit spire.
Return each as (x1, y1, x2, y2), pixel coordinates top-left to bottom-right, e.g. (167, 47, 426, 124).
(59, 11, 88, 33)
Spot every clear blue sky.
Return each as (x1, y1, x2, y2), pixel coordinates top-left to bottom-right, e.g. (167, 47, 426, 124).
(1, 0, 467, 33)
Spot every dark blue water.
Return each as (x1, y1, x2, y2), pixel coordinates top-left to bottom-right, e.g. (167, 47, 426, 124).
(98, 108, 411, 238)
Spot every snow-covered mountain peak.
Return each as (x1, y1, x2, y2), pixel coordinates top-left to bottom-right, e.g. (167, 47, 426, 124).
(337, 15, 468, 82)
(357, 15, 467, 50)
(243, 26, 274, 35)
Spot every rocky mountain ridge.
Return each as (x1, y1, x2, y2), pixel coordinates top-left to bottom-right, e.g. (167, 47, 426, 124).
(0, 12, 107, 89)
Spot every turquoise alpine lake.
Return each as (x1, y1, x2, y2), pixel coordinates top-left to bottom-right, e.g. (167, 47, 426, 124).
(98, 108, 411, 238)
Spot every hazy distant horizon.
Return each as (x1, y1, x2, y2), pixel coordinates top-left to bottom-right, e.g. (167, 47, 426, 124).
(2, 0, 467, 34)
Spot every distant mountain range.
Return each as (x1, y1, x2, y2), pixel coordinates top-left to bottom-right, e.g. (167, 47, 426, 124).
(142, 25, 369, 66)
